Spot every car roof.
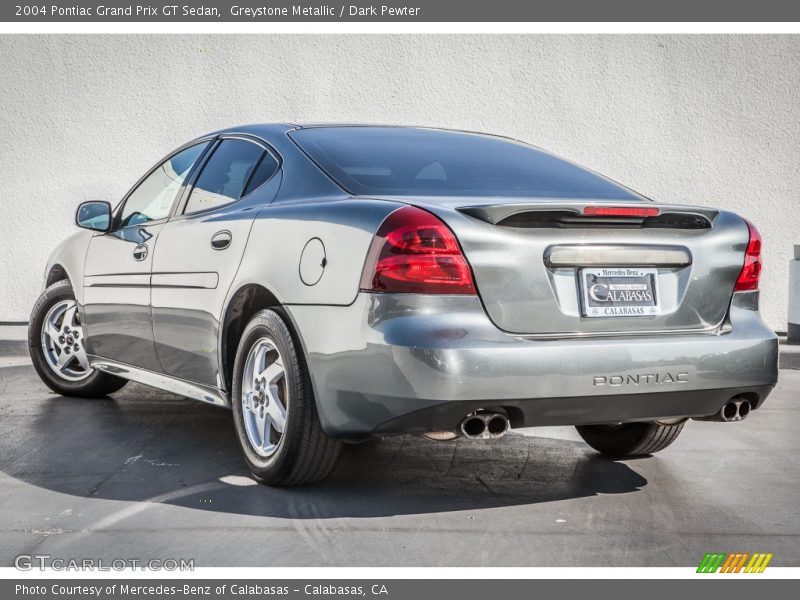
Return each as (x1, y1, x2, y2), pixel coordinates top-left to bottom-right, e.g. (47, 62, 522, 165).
(214, 123, 498, 137)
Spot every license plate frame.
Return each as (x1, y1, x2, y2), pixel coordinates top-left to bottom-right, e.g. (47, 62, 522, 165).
(580, 267, 660, 318)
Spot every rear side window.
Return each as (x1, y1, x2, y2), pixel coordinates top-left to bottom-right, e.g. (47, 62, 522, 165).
(243, 152, 279, 197)
(290, 127, 641, 200)
(184, 139, 264, 214)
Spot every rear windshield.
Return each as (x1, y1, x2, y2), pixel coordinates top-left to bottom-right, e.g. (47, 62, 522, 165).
(290, 127, 641, 200)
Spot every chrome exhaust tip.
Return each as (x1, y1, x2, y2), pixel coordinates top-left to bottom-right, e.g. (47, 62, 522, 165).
(720, 398, 752, 422)
(693, 396, 755, 423)
(738, 400, 751, 419)
(487, 414, 509, 436)
(461, 415, 487, 439)
(460, 412, 510, 439)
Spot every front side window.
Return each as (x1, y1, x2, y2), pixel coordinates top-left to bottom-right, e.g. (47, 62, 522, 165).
(184, 139, 265, 215)
(119, 142, 208, 228)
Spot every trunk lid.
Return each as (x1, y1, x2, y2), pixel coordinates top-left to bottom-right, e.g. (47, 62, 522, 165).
(380, 197, 748, 336)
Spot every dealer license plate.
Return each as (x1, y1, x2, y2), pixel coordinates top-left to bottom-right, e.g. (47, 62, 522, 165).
(581, 267, 660, 318)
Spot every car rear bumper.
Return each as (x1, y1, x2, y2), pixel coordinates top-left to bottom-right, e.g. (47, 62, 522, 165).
(285, 291, 779, 437)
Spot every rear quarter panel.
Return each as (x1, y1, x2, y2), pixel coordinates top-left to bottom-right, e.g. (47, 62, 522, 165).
(231, 198, 402, 306)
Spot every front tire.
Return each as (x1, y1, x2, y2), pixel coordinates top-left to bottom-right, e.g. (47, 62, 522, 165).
(575, 420, 685, 457)
(231, 309, 342, 486)
(28, 279, 127, 398)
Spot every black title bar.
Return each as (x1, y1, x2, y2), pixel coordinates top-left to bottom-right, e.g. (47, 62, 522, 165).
(5, 579, 799, 600)
(4, 1, 800, 22)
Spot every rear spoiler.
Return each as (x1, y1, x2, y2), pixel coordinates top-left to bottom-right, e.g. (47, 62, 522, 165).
(457, 201, 719, 229)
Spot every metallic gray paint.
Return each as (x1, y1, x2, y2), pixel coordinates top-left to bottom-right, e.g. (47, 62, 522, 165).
(42, 230, 94, 306)
(404, 199, 749, 336)
(286, 291, 777, 436)
(39, 124, 779, 439)
(82, 223, 168, 373)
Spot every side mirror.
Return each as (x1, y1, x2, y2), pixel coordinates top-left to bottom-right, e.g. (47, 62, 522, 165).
(76, 201, 112, 232)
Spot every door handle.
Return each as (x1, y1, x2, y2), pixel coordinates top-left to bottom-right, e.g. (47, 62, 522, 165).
(211, 230, 232, 251)
(133, 244, 148, 261)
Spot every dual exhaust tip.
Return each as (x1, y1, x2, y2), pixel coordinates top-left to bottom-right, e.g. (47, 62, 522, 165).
(460, 412, 510, 439)
(428, 397, 753, 439)
(692, 396, 754, 422)
(421, 411, 510, 441)
(720, 398, 751, 422)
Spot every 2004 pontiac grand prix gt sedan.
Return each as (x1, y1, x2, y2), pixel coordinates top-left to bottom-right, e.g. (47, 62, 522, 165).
(29, 124, 779, 485)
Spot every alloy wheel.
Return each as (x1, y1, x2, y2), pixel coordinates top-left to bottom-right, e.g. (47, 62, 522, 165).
(241, 337, 288, 457)
(40, 299, 92, 382)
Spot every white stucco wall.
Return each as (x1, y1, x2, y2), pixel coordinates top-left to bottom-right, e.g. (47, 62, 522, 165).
(0, 35, 797, 329)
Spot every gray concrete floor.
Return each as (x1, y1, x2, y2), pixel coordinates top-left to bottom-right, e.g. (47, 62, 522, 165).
(0, 359, 798, 567)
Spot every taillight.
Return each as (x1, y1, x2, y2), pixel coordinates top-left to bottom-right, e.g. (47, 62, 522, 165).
(360, 206, 476, 295)
(734, 219, 762, 292)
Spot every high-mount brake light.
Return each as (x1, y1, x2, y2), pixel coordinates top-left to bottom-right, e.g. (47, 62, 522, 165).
(360, 206, 476, 295)
(583, 206, 660, 217)
(734, 219, 762, 292)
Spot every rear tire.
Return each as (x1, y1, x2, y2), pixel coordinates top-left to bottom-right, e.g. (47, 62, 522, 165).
(575, 420, 685, 457)
(231, 309, 342, 486)
(29, 279, 127, 398)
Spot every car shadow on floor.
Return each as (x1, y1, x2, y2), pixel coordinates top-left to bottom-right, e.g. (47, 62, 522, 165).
(5, 381, 648, 519)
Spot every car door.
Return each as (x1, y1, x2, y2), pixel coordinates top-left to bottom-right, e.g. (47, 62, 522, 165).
(82, 141, 211, 371)
(151, 136, 281, 388)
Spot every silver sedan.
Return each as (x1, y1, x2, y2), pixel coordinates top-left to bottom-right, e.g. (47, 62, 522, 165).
(29, 125, 779, 485)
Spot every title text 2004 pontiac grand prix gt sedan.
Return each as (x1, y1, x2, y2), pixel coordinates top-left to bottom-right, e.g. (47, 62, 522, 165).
(29, 125, 779, 485)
